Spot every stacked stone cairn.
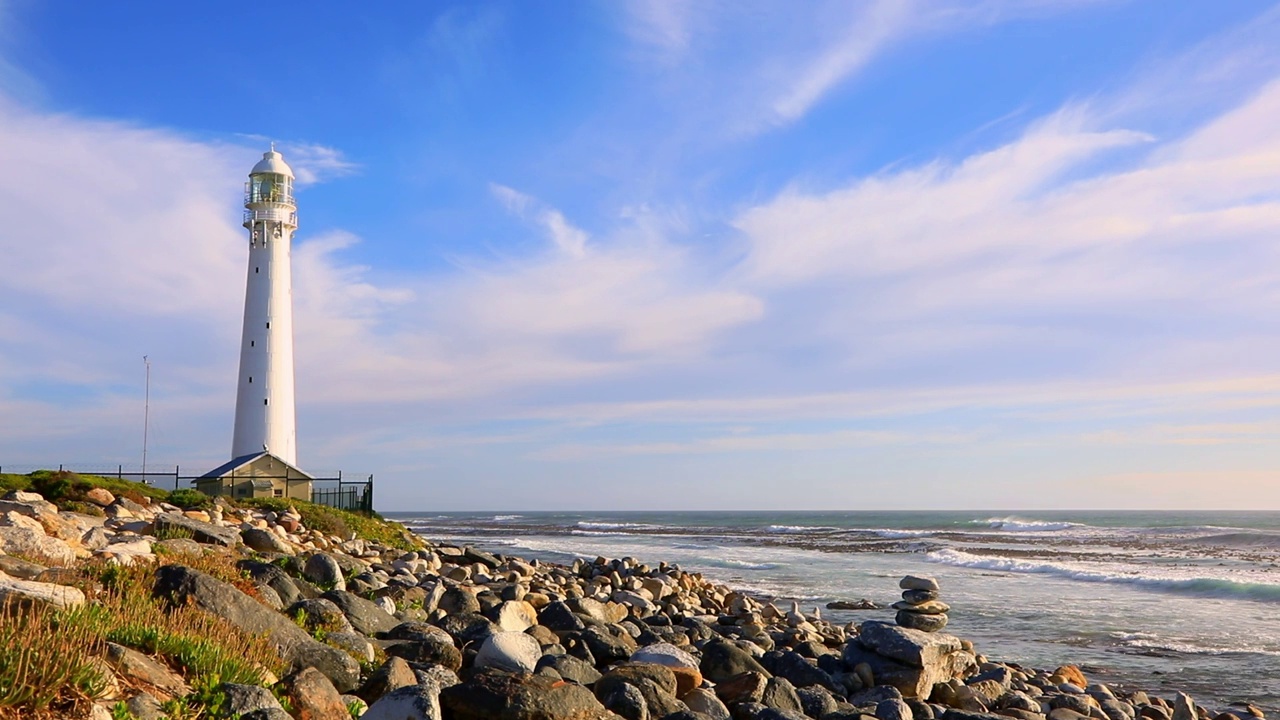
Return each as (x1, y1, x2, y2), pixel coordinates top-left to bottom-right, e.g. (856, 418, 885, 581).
(1, 485, 1271, 720)
(892, 575, 950, 633)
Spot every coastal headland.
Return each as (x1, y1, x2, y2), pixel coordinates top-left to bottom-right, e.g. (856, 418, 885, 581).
(0, 471, 1268, 720)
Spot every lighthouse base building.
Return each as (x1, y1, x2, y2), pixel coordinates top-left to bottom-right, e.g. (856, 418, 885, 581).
(200, 148, 314, 500)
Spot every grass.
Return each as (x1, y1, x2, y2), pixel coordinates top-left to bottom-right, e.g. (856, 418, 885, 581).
(3, 470, 422, 551)
(0, 603, 110, 719)
(237, 496, 423, 551)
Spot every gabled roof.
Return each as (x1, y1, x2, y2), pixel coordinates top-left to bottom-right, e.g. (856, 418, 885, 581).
(199, 452, 314, 480)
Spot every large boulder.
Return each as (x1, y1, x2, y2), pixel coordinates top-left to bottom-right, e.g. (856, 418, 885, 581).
(284, 667, 349, 720)
(761, 650, 841, 693)
(0, 526, 76, 566)
(365, 683, 445, 720)
(856, 621, 963, 667)
(241, 528, 294, 555)
(153, 565, 359, 691)
(700, 638, 770, 683)
(842, 641, 972, 700)
(475, 631, 542, 673)
(104, 643, 190, 698)
(440, 669, 623, 720)
(0, 570, 85, 609)
(630, 643, 702, 696)
(304, 553, 346, 591)
(322, 589, 399, 636)
(152, 513, 240, 547)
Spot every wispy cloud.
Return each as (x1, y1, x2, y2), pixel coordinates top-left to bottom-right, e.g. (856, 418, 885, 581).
(278, 142, 359, 186)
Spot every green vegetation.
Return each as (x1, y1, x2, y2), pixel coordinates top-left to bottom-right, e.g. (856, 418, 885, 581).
(238, 496, 422, 551)
(167, 488, 211, 510)
(0, 603, 109, 719)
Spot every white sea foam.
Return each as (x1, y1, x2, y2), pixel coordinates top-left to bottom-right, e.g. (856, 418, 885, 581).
(491, 514, 522, 521)
(707, 558, 779, 570)
(926, 548, 1280, 602)
(980, 516, 1085, 532)
(766, 524, 838, 533)
(576, 521, 667, 531)
(869, 528, 932, 539)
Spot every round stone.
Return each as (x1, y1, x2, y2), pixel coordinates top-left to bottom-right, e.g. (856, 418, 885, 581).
(895, 609, 948, 632)
(890, 600, 949, 615)
(898, 575, 940, 592)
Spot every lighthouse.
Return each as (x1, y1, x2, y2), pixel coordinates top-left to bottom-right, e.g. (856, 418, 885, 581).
(230, 149, 299, 465)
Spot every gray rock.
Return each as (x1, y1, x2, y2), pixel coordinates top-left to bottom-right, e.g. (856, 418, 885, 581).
(322, 589, 400, 636)
(600, 680, 649, 720)
(475, 630, 542, 673)
(105, 642, 190, 698)
(892, 600, 950, 615)
(700, 637, 770, 683)
(303, 552, 346, 591)
(632, 642, 700, 672)
(327, 630, 376, 663)
(1171, 693, 1197, 720)
(356, 656, 418, 704)
(537, 653, 604, 686)
(152, 513, 240, 547)
(879, 698, 916, 720)
(237, 559, 304, 606)
(241, 527, 293, 554)
(684, 688, 732, 720)
(582, 624, 636, 663)
(796, 686, 839, 719)
(440, 669, 614, 719)
(856, 621, 963, 668)
(153, 565, 359, 691)
(366, 681, 445, 717)
(896, 610, 949, 633)
(761, 677, 802, 714)
(539, 600, 587, 631)
(125, 692, 165, 720)
(438, 585, 481, 615)
(762, 649, 841, 693)
(0, 554, 46, 580)
(899, 575, 941, 592)
(0, 572, 86, 609)
(287, 597, 355, 635)
(222, 683, 284, 716)
(492, 599, 538, 632)
(240, 710, 293, 720)
(902, 589, 939, 604)
(0, 527, 76, 566)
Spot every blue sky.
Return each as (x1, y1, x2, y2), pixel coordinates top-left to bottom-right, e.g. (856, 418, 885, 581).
(2, 1, 1280, 510)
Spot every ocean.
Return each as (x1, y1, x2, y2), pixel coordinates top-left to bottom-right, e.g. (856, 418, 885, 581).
(384, 510, 1280, 711)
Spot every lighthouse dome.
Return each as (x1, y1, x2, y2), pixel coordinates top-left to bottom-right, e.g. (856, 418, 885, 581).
(250, 150, 294, 178)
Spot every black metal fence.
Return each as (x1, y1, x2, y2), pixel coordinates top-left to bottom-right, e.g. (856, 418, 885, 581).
(0, 464, 374, 513)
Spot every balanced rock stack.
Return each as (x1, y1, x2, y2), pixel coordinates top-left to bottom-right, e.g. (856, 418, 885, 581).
(892, 574, 949, 632)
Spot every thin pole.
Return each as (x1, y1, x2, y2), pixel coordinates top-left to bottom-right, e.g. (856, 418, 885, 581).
(142, 355, 151, 479)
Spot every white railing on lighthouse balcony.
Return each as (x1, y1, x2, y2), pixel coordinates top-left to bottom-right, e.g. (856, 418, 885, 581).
(244, 185, 296, 207)
(243, 209, 299, 226)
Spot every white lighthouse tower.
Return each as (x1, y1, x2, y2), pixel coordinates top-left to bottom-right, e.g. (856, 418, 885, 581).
(231, 148, 299, 465)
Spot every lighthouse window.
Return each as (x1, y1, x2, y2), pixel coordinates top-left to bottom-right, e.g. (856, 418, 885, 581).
(255, 267, 259, 274)
(265, 322, 270, 329)
(250, 341, 255, 347)
(264, 398, 269, 405)
(248, 376, 253, 383)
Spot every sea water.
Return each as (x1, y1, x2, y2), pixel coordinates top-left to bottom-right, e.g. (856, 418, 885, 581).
(385, 510, 1280, 711)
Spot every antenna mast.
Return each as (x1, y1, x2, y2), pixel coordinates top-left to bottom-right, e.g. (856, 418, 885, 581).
(142, 355, 151, 480)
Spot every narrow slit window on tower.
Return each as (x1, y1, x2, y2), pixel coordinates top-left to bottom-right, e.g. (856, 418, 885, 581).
(266, 322, 270, 329)
(250, 340, 255, 347)
(255, 267, 259, 274)
(264, 398, 269, 405)
(248, 376, 253, 383)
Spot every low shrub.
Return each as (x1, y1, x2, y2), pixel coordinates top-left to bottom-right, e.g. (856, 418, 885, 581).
(167, 488, 210, 510)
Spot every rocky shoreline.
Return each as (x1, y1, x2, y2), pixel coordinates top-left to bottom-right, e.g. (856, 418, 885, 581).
(0, 485, 1270, 720)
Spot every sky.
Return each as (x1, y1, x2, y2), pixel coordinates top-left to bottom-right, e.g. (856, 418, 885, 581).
(1, 1, 1279, 511)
